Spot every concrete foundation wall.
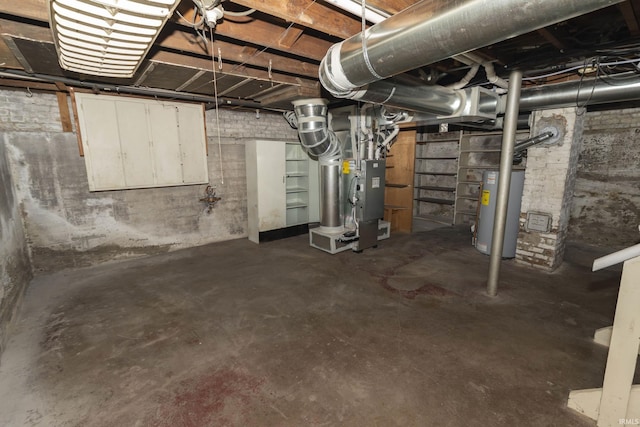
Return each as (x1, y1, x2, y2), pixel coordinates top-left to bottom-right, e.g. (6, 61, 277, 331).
(568, 108, 640, 248)
(0, 134, 32, 357)
(0, 89, 298, 273)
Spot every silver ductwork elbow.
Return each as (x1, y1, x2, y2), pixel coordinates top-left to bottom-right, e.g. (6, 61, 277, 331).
(292, 98, 341, 161)
(292, 98, 343, 230)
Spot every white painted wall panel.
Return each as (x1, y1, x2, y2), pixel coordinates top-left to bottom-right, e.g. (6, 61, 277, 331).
(177, 104, 208, 184)
(116, 101, 154, 187)
(80, 98, 126, 189)
(75, 93, 208, 191)
(148, 103, 183, 185)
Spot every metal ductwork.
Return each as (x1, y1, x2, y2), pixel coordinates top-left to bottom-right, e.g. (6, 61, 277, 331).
(291, 99, 343, 230)
(470, 72, 640, 115)
(518, 73, 640, 111)
(319, 0, 624, 115)
(321, 0, 623, 92)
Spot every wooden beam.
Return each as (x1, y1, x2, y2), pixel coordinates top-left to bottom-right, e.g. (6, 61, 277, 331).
(0, 37, 22, 69)
(618, 1, 640, 36)
(0, 18, 320, 79)
(277, 24, 304, 49)
(68, 88, 84, 157)
(231, 0, 362, 38)
(536, 28, 567, 51)
(175, 8, 331, 61)
(0, 0, 48, 22)
(2, 0, 331, 62)
(253, 83, 320, 106)
(365, 0, 418, 14)
(158, 31, 319, 78)
(0, 18, 53, 42)
(149, 50, 318, 89)
(56, 91, 73, 132)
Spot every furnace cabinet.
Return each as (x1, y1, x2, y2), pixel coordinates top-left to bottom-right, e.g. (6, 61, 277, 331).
(245, 139, 320, 243)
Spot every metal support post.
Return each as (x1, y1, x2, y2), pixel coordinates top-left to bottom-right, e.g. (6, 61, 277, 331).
(487, 70, 522, 297)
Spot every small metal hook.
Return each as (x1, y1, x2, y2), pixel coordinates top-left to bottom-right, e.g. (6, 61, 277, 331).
(26, 87, 33, 98)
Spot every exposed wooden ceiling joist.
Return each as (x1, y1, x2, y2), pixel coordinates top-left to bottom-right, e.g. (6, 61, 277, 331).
(0, 0, 638, 110)
(618, 0, 640, 36)
(149, 50, 318, 89)
(175, 8, 332, 61)
(230, 0, 362, 39)
(0, 18, 320, 79)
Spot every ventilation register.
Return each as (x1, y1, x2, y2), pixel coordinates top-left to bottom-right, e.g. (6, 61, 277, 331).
(49, 0, 180, 78)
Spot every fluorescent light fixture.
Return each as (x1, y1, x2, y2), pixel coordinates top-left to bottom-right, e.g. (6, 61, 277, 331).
(49, 0, 181, 78)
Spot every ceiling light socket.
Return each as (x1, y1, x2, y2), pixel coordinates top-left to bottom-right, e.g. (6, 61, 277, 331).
(205, 6, 224, 27)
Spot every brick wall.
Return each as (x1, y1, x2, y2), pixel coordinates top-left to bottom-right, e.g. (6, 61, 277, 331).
(516, 107, 584, 270)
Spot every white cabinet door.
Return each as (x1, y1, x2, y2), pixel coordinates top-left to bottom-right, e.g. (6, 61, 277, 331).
(246, 140, 286, 243)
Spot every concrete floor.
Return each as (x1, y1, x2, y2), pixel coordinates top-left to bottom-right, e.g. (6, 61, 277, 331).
(0, 227, 624, 426)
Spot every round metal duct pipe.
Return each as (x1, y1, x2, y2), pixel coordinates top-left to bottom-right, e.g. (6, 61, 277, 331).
(519, 73, 640, 111)
(319, 162, 343, 230)
(334, 75, 464, 117)
(291, 98, 343, 229)
(320, 0, 624, 96)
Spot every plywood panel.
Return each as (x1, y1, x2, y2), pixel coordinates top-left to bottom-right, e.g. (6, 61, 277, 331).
(384, 128, 416, 233)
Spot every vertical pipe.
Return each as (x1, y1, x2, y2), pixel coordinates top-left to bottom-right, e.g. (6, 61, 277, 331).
(487, 70, 522, 297)
(320, 161, 342, 230)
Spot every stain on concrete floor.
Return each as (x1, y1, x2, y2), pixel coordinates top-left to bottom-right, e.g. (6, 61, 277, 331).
(0, 227, 622, 426)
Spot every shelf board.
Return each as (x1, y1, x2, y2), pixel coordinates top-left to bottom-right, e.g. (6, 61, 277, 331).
(459, 149, 501, 153)
(458, 165, 498, 170)
(455, 210, 478, 216)
(414, 197, 455, 205)
(417, 139, 459, 144)
(415, 185, 455, 192)
(457, 181, 481, 185)
(415, 172, 457, 176)
(457, 195, 479, 201)
(386, 183, 410, 188)
(384, 204, 409, 210)
(416, 156, 458, 160)
(286, 186, 308, 193)
(286, 203, 308, 209)
(414, 214, 453, 225)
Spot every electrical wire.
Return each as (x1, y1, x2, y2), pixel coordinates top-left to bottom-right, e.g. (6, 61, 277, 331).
(521, 57, 640, 82)
(176, 7, 204, 27)
(224, 8, 256, 17)
(209, 28, 224, 184)
(189, 1, 319, 94)
(575, 57, 600, 113)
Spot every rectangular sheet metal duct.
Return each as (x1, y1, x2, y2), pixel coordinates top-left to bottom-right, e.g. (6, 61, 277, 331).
(49, 0, 180, 78)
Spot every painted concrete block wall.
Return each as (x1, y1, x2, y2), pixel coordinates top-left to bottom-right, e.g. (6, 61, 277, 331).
(0, 89, 298, 273)
(516, 107, 584, 271)
(0, 135, 32, 358)
(568, 108, 640, 248)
